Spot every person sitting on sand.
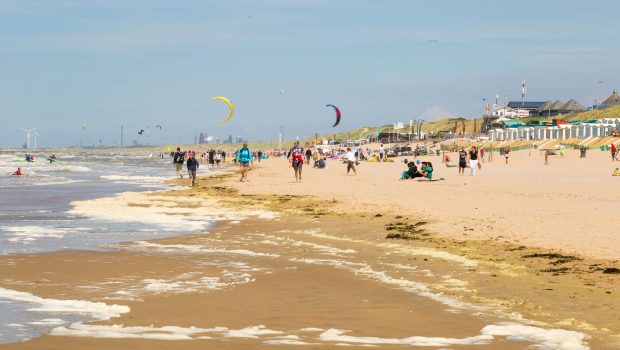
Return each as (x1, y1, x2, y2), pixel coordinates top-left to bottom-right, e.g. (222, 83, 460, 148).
(12, 167, 22, 176)
(314, 157, 326, 169)
(613, 168, 620, 177)
(418, 162, 432, 179)
(400, 161, 419, 180)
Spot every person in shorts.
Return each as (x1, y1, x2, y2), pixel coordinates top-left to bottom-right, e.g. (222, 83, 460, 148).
(290, 140, 305, 182)
(236, 143, 253, 182)
(458, 148, 467, 176)
(345, 147, 357, 175)
(173, 147, 185, 178)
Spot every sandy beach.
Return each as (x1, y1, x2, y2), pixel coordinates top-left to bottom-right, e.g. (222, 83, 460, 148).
(229, 145, 620, 260)
(0, 146, 619, 349)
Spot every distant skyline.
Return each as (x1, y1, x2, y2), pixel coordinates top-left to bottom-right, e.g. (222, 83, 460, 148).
(1, 0, 619, 147)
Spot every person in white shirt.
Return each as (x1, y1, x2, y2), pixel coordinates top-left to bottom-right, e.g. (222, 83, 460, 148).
(379, 144, 385, 163)
(345, 147, 357, 175)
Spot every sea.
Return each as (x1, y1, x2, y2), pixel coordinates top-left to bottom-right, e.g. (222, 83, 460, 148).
(0, 149, 204, 344)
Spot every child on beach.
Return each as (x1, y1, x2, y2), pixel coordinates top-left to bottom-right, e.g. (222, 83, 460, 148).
(613, 168, 620, 176)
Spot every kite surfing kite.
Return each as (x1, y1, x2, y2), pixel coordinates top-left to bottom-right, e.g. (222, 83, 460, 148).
(156, 125, 162, 129)
(326, 104, 341, 127)
(211, 96, 234, 124)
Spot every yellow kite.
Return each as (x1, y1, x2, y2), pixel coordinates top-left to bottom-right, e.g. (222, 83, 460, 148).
(211, 96, 234, 124)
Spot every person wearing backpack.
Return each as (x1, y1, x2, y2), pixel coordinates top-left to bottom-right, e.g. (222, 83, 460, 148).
(236, 143, 253, 182)
(173, 147, 186, 179)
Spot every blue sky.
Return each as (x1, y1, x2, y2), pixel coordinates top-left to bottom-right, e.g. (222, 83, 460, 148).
(1, 0, 619, 147)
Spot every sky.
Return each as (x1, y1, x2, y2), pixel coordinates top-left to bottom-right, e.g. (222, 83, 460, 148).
(1, 0, 619, 147)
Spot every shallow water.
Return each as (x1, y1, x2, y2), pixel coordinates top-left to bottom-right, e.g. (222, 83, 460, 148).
(0, 149, 210, 344)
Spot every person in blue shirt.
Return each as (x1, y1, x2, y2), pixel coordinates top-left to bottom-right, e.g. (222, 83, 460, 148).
(236, 143, 253, 182)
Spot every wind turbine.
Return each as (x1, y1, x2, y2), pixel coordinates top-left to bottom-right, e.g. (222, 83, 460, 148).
(32, 128, 40, 151)
(23, 127, 36, 149)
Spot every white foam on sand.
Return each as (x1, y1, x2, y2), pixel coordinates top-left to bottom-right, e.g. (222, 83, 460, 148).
(481, 323, 589, 350)
(0, 287, 129, 321)
(255, 233, 355, 256)
(223, 325, 283, 338)
(51, 323, 220, 340)
(51, 323, 281, 341)
(282, 229, 477, 267)
(100, 175, 168, 184)
(290, 258, 480, 311)
(3, 226, 65, 244)
(70, 192, 277, 231)
(319, 328, 493, 346)
(47, 322, 589, 349)
(127, 241, 280, 258)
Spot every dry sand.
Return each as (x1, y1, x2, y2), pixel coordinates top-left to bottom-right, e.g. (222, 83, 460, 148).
(230, 147, 620, 260)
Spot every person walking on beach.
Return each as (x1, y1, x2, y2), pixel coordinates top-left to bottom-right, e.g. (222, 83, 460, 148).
(257, 150, 263, 163)
(173, 147, 185, 179)
(305, 148, 312, 165)
(504, 147, 510, 164)
(480, 148, 485, 163)
(469, 146, 479, 175)
(379, 144, 385, 163)
(215, 151, 222, 168)
(611, 143, 617, 161)
(208, 149, 215, 169)
(186, 152, 200, 187)
(345, 147, 357, 175)
(458, 148, 467, 175)
(289, 140, 305, 182)
(237, 143, 253, 182)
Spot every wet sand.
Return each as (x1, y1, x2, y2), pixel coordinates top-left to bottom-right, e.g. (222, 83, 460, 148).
(1, 150, 619, 349)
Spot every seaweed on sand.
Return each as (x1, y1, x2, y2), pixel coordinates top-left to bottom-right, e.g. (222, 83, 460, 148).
(385, 221, 429, 240)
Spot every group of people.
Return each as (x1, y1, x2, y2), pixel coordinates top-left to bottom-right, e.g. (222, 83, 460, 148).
(400, 160, 435, 180)
(457, 146, 483, 176)
(172, 147, 200, 186)
(198, 149, 226, 169)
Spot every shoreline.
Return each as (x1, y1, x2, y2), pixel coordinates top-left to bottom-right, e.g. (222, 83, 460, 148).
(0, 156, 618, 348)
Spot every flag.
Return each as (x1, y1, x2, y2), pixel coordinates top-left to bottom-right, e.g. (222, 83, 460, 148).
(166, 144, 171, 153)
(453, 119, 457, 134)
(462, 120, 465, 134)
(473, 119, 477, 133)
